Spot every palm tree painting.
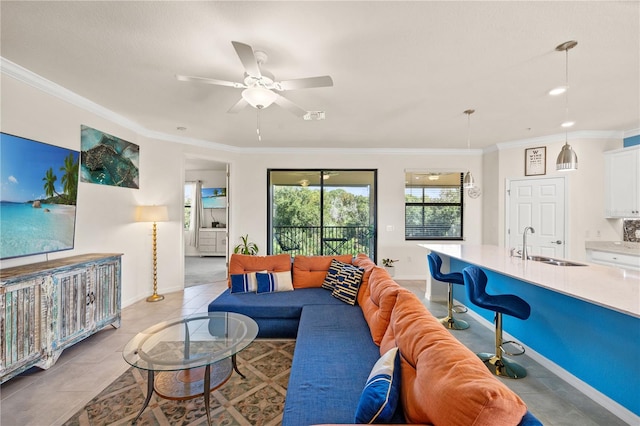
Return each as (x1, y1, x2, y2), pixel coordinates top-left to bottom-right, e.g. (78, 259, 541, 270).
(0, 132, 80, 259)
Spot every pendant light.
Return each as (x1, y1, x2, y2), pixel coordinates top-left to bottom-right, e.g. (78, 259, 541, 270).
(463, 109, 475, 189)
(555, 41, 578, 171)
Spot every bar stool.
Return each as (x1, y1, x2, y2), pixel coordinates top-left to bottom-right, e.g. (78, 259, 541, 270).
(462, 265, 531, 379)
(427, 252, 469, 330)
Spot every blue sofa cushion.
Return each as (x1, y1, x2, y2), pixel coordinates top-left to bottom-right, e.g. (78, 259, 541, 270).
(282, 304, 404, 425)
(208, 287, 344, 320)
(355, 347, 401, 423)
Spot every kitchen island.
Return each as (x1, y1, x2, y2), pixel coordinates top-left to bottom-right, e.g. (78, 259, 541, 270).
(420, 244, 639, 424)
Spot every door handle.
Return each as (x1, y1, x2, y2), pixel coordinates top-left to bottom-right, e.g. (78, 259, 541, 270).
(551, 240, 563, 244)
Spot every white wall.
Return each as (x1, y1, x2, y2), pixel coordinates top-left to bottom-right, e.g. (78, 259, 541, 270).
(229, 150, 483, 279)
(0, 74, 185, 306)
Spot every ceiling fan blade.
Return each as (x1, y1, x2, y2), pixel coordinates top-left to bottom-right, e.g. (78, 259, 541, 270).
(176, 74, 244, 88)
(276, 76, 334, 91)
(274, 95, 307, 117)
(231, 41, 262, 78)
(227, 98, 249, 114)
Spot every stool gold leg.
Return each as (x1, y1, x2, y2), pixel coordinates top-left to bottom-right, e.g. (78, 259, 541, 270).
(439, 283, 469, 330)
(477, 313, 527, 379)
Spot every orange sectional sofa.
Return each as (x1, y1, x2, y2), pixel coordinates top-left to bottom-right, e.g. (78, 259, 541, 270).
(208, 253, 540, 425)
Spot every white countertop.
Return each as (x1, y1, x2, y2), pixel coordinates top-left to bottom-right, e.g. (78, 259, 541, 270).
(585, 241, 640, 256)
(420, 244, 640, 318)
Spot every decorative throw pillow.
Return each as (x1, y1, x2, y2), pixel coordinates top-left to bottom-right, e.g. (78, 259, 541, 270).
(331, 264, 364, 305)
(256, 271, 294, 293)
(355, 347, 401, 424)
(229, 270, 265, 293)
(322, 258, 350, 291)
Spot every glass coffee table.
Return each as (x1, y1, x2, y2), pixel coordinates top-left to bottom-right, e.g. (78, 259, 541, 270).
(123, 312, 258, 425)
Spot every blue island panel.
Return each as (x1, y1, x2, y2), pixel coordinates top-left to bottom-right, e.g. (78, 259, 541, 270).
(450, 257, 640, 417)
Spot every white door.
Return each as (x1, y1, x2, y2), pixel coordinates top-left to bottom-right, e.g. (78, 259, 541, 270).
(507, 177, 566, 258)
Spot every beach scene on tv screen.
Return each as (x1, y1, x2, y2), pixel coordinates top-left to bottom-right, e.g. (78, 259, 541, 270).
(202, 187, 226, 208)
(0, 133, 79, 259)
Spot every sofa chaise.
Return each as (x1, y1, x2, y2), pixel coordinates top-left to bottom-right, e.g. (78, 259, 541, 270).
(208, 253, 542, 425)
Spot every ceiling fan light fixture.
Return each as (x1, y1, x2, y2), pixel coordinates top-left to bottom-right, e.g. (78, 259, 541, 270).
(242, 86, 277, 109)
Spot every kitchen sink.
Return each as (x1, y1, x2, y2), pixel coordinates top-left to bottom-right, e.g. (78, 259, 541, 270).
(527, 255, 587, 267)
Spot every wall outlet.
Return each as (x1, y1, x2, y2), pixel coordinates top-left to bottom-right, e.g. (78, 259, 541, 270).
(596, 230, 601, 238)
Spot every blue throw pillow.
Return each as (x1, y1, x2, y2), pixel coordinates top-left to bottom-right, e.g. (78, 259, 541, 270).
(256, 271, 294, 293)
(355, 347, 401, 423)
(230, 271, 261, 293)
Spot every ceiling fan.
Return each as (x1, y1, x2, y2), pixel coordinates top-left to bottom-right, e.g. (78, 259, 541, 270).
(176, 41, 333, 117)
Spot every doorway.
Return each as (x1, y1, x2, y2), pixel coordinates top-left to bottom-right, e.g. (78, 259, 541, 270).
(184, 157, 229, 287)
(506, 177, 567, 258)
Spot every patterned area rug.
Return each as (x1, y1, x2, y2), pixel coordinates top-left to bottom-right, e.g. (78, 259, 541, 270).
(63, 340, 295, 426)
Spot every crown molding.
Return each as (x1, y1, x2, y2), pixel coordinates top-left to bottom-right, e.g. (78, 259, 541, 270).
(624, 128, 640, 138)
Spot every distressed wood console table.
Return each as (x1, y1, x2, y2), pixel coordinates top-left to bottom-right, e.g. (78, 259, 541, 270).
(0, 253, 122, 383)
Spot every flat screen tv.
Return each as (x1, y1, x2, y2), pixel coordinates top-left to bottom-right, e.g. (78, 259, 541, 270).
(201, 187, 226, 209)
(0, 132, 80, 260)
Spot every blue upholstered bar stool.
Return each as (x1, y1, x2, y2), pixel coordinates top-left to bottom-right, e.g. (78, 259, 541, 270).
(427, 252, 469, 330)
(463, 265, 531, 379)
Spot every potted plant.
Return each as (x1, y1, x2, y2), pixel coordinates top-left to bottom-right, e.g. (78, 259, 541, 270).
(381, 258, 399, 276)
(233, 234, 259, 255)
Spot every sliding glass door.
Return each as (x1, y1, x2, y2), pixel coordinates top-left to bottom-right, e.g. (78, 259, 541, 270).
(268, 170, 377, 260)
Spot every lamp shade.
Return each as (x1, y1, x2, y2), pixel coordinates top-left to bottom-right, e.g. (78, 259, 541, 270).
(136, 205, 169, 222)
(463, 171, 475, 189)
(556, 143, 578, 171)
(242, 86, 278, 109)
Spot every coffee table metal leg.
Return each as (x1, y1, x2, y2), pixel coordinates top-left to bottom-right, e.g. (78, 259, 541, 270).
(132, 369, 154, 424)
(203, 364, 212, 426)
(232, 353, 245, 379)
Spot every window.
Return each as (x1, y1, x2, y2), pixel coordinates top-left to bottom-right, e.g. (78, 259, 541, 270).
(184, 183, 193, 230)
(268, 170, 377, 259)
(405, 172, 463, 240)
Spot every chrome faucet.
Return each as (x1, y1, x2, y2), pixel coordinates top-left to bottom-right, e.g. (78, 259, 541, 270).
(522, 226, 535, 260)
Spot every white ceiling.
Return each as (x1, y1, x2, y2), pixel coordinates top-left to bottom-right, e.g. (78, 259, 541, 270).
(1, 1, 638, 153)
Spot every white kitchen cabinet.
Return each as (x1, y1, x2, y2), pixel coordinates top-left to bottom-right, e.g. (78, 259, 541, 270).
(586, 249, 640, 270)
(1, 253, 121, 383)
(198, 228, 227, 256)
(604, 146, 640, 218)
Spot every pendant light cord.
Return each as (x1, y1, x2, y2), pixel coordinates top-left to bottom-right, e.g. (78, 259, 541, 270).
(565, 48, 570, 130)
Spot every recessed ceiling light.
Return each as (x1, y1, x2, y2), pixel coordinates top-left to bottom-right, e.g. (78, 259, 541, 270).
(176, 126, 187, 131)
(549, 86, 567, 96)
(561, 121, 575, 128)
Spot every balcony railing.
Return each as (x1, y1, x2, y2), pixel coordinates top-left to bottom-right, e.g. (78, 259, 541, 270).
(272, 225, 375, 258)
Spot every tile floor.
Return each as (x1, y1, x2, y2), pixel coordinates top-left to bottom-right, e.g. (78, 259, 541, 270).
(0, 280, 629, 426)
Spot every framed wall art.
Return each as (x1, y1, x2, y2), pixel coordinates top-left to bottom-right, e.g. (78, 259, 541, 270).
(80, 125, 139, 189)
(525, 146, 546, 176)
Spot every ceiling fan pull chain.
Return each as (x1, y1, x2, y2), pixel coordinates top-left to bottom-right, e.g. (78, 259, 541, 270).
(257, 108, 262, 142)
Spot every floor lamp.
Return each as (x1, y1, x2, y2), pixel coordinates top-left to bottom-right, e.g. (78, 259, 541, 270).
(136, 205, 169, 302)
